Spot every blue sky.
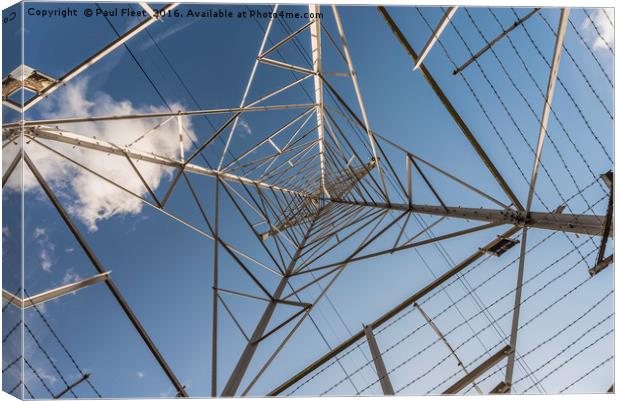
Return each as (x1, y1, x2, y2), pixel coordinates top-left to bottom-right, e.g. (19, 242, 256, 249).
(2, 3, 614, 397)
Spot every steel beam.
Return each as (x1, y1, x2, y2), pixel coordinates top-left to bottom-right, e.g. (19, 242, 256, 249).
(504, 9, 570, 389)
(309, 4, 328, 197)
(327, 199, 609, 237)
(22, 127, 308, 197)
(3, 103, 316, 129)
(363, 325, 395, 395)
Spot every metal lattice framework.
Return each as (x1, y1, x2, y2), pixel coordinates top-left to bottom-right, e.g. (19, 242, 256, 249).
(2, 3, 614, 398)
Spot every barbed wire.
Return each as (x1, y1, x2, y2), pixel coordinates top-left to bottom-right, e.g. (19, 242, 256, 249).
(515, 9, 613, 163)
(472, 289, 613, 388)
(321, 235, 596, 394)
(25, 289, 103, 397)
(537, 11, 613, 121)
(559, 355, 614, 393)
(25, 322, 78, 397)
(522, 329, 613, 392)
(23, 357, 55, 397)
(288, 175, 604, 395)
(583, 9, 614, 54)
(2, 319, 22, 343)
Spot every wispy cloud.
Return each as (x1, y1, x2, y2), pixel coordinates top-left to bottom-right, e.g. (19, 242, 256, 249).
(582, 8, 614, 52)
(33, 227, 54, 272)
(137, 371, 145, 380)
(6, 79, 197, 231)
(238, 118, 253, 138)
(33, 227, 45, 239)
(62, 269, 82, 285)
(24, 365, 57, 386)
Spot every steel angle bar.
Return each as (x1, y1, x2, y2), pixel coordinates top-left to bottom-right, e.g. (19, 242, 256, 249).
(589, 254, 613, 277)
(414, 7, 458, 70)
(443, 345, 512, 394)
(26, 126, 309, 197)
(408, 154, 447, 211)
(2, 149, 22, 187)
(414, 303, 483, 394)
(2, 272, 110, 309)
(119, 149, 162, 208)
(251, 306, 310, 345)
(218, 294, 251, 342)
(259, 58, 316, 75)
(53, 374, 90, 399)
(325, 199, 609, 237)
(363, 325, 395, 395)
(3, 103, 317, 129)
(138, 2, 157, 18)
(260, 20, 314, 59)
(182, 173, 282, 290)
(309, 4, 329, 197)
(245, 75, 315, 110)
(596, 178, 613, 266)
(212, 178, 220, 396)
(320, 82, 389, 202)
(217, 178, 288, 274)
(453, 8, 540, 75)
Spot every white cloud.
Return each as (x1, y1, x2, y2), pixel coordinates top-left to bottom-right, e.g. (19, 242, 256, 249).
(137, 371, 145, 379)
(62, 269, 82, 285)
(582, 8, 614, 52)
(7, 79, 197, 231)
